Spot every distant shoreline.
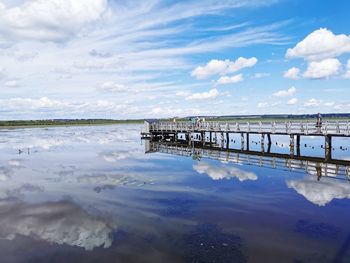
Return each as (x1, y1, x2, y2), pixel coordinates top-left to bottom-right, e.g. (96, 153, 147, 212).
(0, 119, 144, 129)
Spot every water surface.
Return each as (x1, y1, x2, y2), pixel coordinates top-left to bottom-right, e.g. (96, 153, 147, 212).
(0, 124, 350, 263)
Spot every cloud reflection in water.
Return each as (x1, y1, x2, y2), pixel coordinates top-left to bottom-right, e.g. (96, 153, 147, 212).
(287, 177, 350, 206)
(0, 199, 113, 250)
(193, 162, 257, 181)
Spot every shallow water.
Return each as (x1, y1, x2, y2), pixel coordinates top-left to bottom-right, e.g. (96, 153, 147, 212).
(0, 124, 350, 263)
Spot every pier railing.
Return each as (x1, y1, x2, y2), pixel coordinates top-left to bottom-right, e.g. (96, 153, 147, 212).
(149, 120, 350, 136)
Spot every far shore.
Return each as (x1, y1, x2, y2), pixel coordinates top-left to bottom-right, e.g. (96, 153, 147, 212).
(0, 119, 144, 129)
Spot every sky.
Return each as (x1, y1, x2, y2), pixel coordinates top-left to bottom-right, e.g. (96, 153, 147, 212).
(0, 0, 350, 120)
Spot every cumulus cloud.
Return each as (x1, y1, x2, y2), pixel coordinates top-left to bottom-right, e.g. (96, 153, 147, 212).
(0, 0, 109, 42)
(0, 66, 5, 79)
(175, 90, 191, 97)
(257, 102, 268, 108)
(0, 97, 137, 118)
(0, 199, 113, 250)
(0, 97, 68, 110)
(286, 28, 350, 61)
(303, 58, 341, 79)
(216, 73, 243, 85)
(186, 89, 219, 101)
(304, 98, 322, 107)
(344, 59, 350, 79)
(286, 177, 350, 206)
(0, 1, 295, 119)
(287, 98, 298, 105)
(193, 162, 257, 181)
(98, 82, 127, 93)
(0, 1, 288, 119)
(283, 67, 300, 79)
(273, 86, 296, 97)
(4, 80, 18, 88)
(191, 57, 257, 79)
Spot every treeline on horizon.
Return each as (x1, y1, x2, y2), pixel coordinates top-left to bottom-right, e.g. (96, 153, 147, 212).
(0, 119, 143, 127)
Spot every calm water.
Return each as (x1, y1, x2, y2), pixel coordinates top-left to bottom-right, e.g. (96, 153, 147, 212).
(0, 124, 350, 263)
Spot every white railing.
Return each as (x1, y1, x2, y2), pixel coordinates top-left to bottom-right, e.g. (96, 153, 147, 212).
(149, 121, 350, 136)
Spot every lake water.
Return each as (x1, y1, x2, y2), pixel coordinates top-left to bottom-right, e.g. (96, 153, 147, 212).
(0, 124, 350, 263)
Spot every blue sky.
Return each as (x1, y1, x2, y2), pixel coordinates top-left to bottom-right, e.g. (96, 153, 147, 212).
(0, 0, 350, 119)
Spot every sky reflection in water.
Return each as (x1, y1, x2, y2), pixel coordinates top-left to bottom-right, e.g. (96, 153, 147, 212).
(0, 124, 350, 263)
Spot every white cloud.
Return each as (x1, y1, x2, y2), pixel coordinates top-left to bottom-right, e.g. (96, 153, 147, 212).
(283, 67, 300, 79)
(344, 59, 350, 79)
(148, 106, 203, 117)
(191, 59, 227, 79)
(257, 102, 268, 108)
(273, 86, 296, 97)
(175, 90, 191, 97)
(0, 199, 113, 250)
(2, 97, 68, 109)
(0, 97, 139, 118)
(191, 57, 257, 79)
(216, 73, 243, 85)
(334, 102, 350, 111)
(304, 98, 322, 107)
(0, 66, 5, 79)
(0, 0, 109, 42)
(186, 88, 219, 101)
(4, 80, 18, 88)
(303, 58, 341, 79)
(0, 1, 291, 119)
(324, 102, 335, 107)
(251, 72, 270, 79)
(98, 82, 127, 93)
(286, 28, 350, 61)
(287, 98, 298, 105)
(193, 162, 257, 181)
(287, 177, 350, 206)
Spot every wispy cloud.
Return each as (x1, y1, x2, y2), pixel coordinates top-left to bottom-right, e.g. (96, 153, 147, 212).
(0, 0, 292, 118)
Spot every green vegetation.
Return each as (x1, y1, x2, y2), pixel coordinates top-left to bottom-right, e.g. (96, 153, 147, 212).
(0, 119, 143, 128)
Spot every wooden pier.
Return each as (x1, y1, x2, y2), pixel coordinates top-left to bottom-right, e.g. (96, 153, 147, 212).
(142, 120, 350, 161)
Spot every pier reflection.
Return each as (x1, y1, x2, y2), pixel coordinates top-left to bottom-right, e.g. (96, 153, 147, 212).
(145, 140, 350, 181)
